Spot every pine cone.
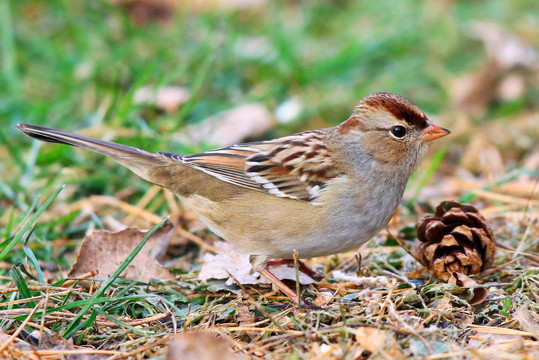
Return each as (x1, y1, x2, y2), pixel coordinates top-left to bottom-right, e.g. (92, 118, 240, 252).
(416, 201, 495, 281)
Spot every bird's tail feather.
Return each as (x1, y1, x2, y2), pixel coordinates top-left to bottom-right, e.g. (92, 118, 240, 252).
(16, 123, 169, 184)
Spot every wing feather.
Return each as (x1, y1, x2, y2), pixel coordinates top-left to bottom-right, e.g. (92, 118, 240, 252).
(171, 129, 342, 201)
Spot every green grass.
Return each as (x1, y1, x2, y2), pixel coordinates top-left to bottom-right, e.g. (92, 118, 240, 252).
(1, 1, 534, 197)
(1, 0, 538, 358)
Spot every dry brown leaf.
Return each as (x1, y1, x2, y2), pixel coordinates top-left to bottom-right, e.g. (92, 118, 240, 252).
(470, 21, 538, 71)
(448, 272, 479, 287)
(198, 241, 315, 285)
(513, 305, 539, 336)
(466, 334, 532, 357)
(460, 133, 505, 178)
(179, 103, 275, 147)
(0, 328, 19, 358)
(449, 58, 501, 117)
(28, 330, 75, 350)
(436, 294, 453, 310)
(448, 272, 488, 306)
(354, 327, 389, 354)
(312, 291, 334, 306)
(133, 85, 190, 113)
(235, 294, 255, 327)
(449, 22, 538, 117)
(68, 221, 175, 282)
(166, 332, 245, 360)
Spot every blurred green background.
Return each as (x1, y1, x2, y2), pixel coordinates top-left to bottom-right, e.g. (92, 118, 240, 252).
(1, 0, 538, 219)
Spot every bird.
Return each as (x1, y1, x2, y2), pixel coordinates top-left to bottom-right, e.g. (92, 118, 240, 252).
(16, 92, 450, 303)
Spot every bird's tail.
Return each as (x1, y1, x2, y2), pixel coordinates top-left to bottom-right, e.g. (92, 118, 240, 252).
(16, 123, 171, 186)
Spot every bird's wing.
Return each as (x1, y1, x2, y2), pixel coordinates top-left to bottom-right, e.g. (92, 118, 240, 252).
(165, 129, 342, 201)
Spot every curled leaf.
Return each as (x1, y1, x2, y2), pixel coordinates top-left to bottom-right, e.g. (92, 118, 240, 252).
(448, 272, 488, 306)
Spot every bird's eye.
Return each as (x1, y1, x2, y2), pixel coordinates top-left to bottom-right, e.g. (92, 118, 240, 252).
(390, 126, 406, 139)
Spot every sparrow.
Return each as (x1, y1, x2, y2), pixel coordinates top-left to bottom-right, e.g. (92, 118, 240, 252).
(16, 92, 450, 303)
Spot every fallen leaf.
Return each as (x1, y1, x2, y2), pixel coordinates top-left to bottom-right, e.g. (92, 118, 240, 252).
(0, 328, 15, 350)
(354, 327, 389, 354)
(470, 21, 538, 71)
(133, 85, 190, 113)
(28, 330, 75, 350)
(312, 291, 334, 306)
(449, 59, 500, 117)
(512, 305, 539, 336)
(198, 241, 315, 285)
(68, 221, 175, 282)
(448, 272, 488, 306)
(466, 333, 534, 357)
(0, 328, 35, 358)
(179, 103, 275, 147)
(449, 22, 538, 117)
(166, 332, 245, 360)
(235, 294, 255, 327)
(436, 294, 453, 310)
(460, 133, 505, 178)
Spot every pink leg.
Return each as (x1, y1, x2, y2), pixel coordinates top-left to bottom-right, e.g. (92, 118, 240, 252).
(266, 259, 325, 280)
(257, 266, 299, 304)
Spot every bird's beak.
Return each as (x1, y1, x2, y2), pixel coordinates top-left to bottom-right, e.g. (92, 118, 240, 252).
(422, 121, 450, 142)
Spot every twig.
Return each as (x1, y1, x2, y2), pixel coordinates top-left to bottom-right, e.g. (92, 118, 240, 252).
(59, 270, 99, 287)
(25, 349, 122, 356)
(481, 257, 522, 276)
(470, 189, 539, 207)
(386, 228, 423, 264)
(496, 245, 539, 262)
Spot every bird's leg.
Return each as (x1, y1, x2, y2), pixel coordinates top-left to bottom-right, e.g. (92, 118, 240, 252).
(266, 259, 325, 281)
(257, 266, 299, 304)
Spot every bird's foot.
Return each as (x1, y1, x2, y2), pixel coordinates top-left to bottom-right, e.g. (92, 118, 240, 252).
(257, 267, 304, 305)
(266, 259, 325, 281)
